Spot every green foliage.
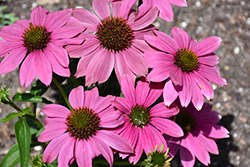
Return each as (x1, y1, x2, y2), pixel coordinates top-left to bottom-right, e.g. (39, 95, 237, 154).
(0, 6, 19, 29)
(0, 144, 20, 167)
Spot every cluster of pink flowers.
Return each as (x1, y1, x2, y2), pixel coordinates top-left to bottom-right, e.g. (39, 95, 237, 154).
(0, 0, 229, 167)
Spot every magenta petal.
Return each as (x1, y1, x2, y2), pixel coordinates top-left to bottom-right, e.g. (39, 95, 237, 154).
(93, 95, 114, 113)
(44, 117, 66, 126)
(144, 82, 164, 107)
(121, 74, 136, 107)
(171, 27, 189, 49)
(42, 104, 70, 118)
(75, 140, 92, 167)
(128, 136, 143, 164)
(144, 51, 174, 68)
(35, 51, 52, 86)
(43, 133, 70, 163)
(178, 74, 192, 107)
(110, 99, 131, 115)
(92, 135, 113, 167)
(199, 53, 219, 66)
(84, 87, 99, 109)
(191, 78, 204, 111)
(38, 124, 67, 142)
(150, 102, 179, 118)
(180, 137, 196, 167)
(119, 0, 137, 19)
(167, 137, 181, 157)
(51, 24, 85, 40)
(69, 86, 84, 109)
(19, 53, 37, 87)
(30, 6, 48, 26)
(151, 117, 183, 137)
(111, 1, 123, 17)
(169, 67, 183, 86)
(130, 7, 158, 30)
(168, 0, 187, 6)
(45, 9, 71, 32)
(163, 80, 179, 107)
(58, 136, 75, 167)
(46, 43, 69, 67)
(135, 78, 150, 106)
(86, 49, 114, 85)
(0, 47, 26, 75)
(97, 130, 133, 153)
(146, 66, 171, 82)
(155, 0, 173, 22)
(112, 96, 131, 114)
(99, 108, 124, 128)
(197, 124, 229, 139)
(0, 41, 24, 55)
(119, 123, 138, 148)
(93, 0, 110, 20)
(193, 36, 222, 56)
(140, 126, 155, 154)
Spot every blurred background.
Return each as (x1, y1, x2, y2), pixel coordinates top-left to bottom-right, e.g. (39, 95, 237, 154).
(0, 0, 249, 166)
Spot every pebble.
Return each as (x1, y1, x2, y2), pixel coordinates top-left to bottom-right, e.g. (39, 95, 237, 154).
(234, 46, 240, 54)
(212, 84, 217, 90)
(224, 65, 230, 71)
(34, 145, 42, 151)
(246, 18, 250, 25)
(181, 22, 187, 28)
(215, 102, 221, 108)
(195, 1, 201, 7)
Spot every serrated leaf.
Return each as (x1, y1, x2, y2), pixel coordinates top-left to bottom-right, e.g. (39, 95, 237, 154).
(0, 144, 20, 167)
(0, 112, 21, 123)
(15, 118, 31, 167)
(13, 93, 52, 104)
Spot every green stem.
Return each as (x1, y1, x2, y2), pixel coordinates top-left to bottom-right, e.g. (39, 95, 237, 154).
(52, 77, 73, 110)
(69, 75, 82, 87)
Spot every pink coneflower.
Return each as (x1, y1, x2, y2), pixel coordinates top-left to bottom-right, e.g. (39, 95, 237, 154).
(111, 75, 183, 164)
(120, 0, 187, 22)
(144, 27, 227, 110)
(66, 0, 158, 85)
(38, 86, 133, 167)
(166, 101, 229, 167)
(0, 6, 85, 87)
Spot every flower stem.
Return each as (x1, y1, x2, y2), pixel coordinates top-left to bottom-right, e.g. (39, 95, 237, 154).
(52, 77, 73, 110)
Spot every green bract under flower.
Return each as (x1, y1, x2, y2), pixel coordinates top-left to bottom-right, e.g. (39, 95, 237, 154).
(96, 16, 133, 53)
(22, 23, 51, 53)
(174, 48, 199, 73)
(66, 107, 101, 140)
(129, 105, 151, 127)
(142, 144, 172, 167)
(175, 111, 196, 134)
(0, 84, 11, 104)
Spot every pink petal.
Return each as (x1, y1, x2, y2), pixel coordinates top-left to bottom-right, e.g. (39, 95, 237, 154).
(99, 108, 124, 128)
(114, 52, 136, 84)
(130, 7, 158, 30)
(58, 136, 75, 167)
(44, 117, 66, 126)
(163, 80, 179, 107)
(128, 136, 143, 164)
(38, 124, 67, 142)
(85, 49, 114, 85)
(119, 0, 137, 19)
(92, 95, 114, 113)
(19, 52, 37, 87)
(92, 135, 113, 166)
(191, 77, 204, 111)
(123, 47, 148, 76)
(119, 122, 139, 148)
(66, 37, 99, 58)
(169, 67, 183, 86)
(167, 137, 181, 157)
(93, 0, 110, 20)
(43, 133, 70, 163)
(180, 137, 196, 167)
(168, 0, 187, 6)
(0, 46, 26, 74)
(111, 1, 123, 17)
(150, 102, 179, 118)
(97, 130, 133, 153)
(69, 86, 84, 109)
(171, 27, 189, 49)
(197, 65, 227, 85)
(178, 74, 192, 107)
(0, 41, 24, 55)
(198, 53, 219, 66)
(132, 39, 153, 52)
(144, 51, 174, 68)
(41, 104, 70, 118)
(197, 124, 230, 139)
(151, 117, 183, 137)
(30, 6, 48, 26)
(84, 87, 99, 109)
(144, 82, 164, 107)
(146, 66, 171, 82)
(135, 78, 150, 106)
(75, 139, 92, 167)
(111, 97, 132, 115)
(50, 24, 85, 40)
(121, 74, 136, 107)
(35, 51, 52, 86)
(154, 30, 179, 54)
(193, 36, 222, 56)
(45, 9, 72, 32)
(195, 111, 221, 124)
(73, 8, 100, 31)
(46, 42, 69, 67)
(155, 0, 173, 22)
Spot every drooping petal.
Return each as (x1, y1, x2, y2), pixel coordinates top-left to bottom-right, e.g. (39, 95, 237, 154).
(111, 97, 132, 115)
(121, 74, 136, 107)
(93, 0, 110, 20)
(69, 86, 84, 109)
(30, 6, 48, 26)
(196, 124, 230, 139)
(41, 104, 70, 118)
(46, 42, 69, 67)
(75, 139, 93, 167)
(42, 133, 70, 163)
(198, 53, 219, 66)
(0, 46, 26, 75)
(38, 124, 67, 142)
(191, 77, 204, 111)
(97, 130, 133, 153)
(163, 80, 179, 107)
(58, 136, 75, 167)
(167, 137, 181, 157)
(119, 0, 137, 19)
(193, 36, 222, 56)
(178, 74, 192, 107)
(155, 0, 173, 22)
(144, 82, 164, 107)
(45, 9, 72, 32)
(146, 65, 172, 82)
(180, 137, 196, 167)
(169, 67, 183, 86)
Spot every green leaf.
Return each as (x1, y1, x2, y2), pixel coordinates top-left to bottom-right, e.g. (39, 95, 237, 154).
(0, 112, 21, 123)
(15, 118, 31, 167)
(0, 144, 20, 167)
(13, 93, 52, 104)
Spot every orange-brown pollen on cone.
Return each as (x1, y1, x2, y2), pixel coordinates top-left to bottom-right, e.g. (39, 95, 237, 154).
(66, 107, 101, 140)
(96, 16, 134, 53)
(22, 23, 51, 53)
(174, 48, 200, 73)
